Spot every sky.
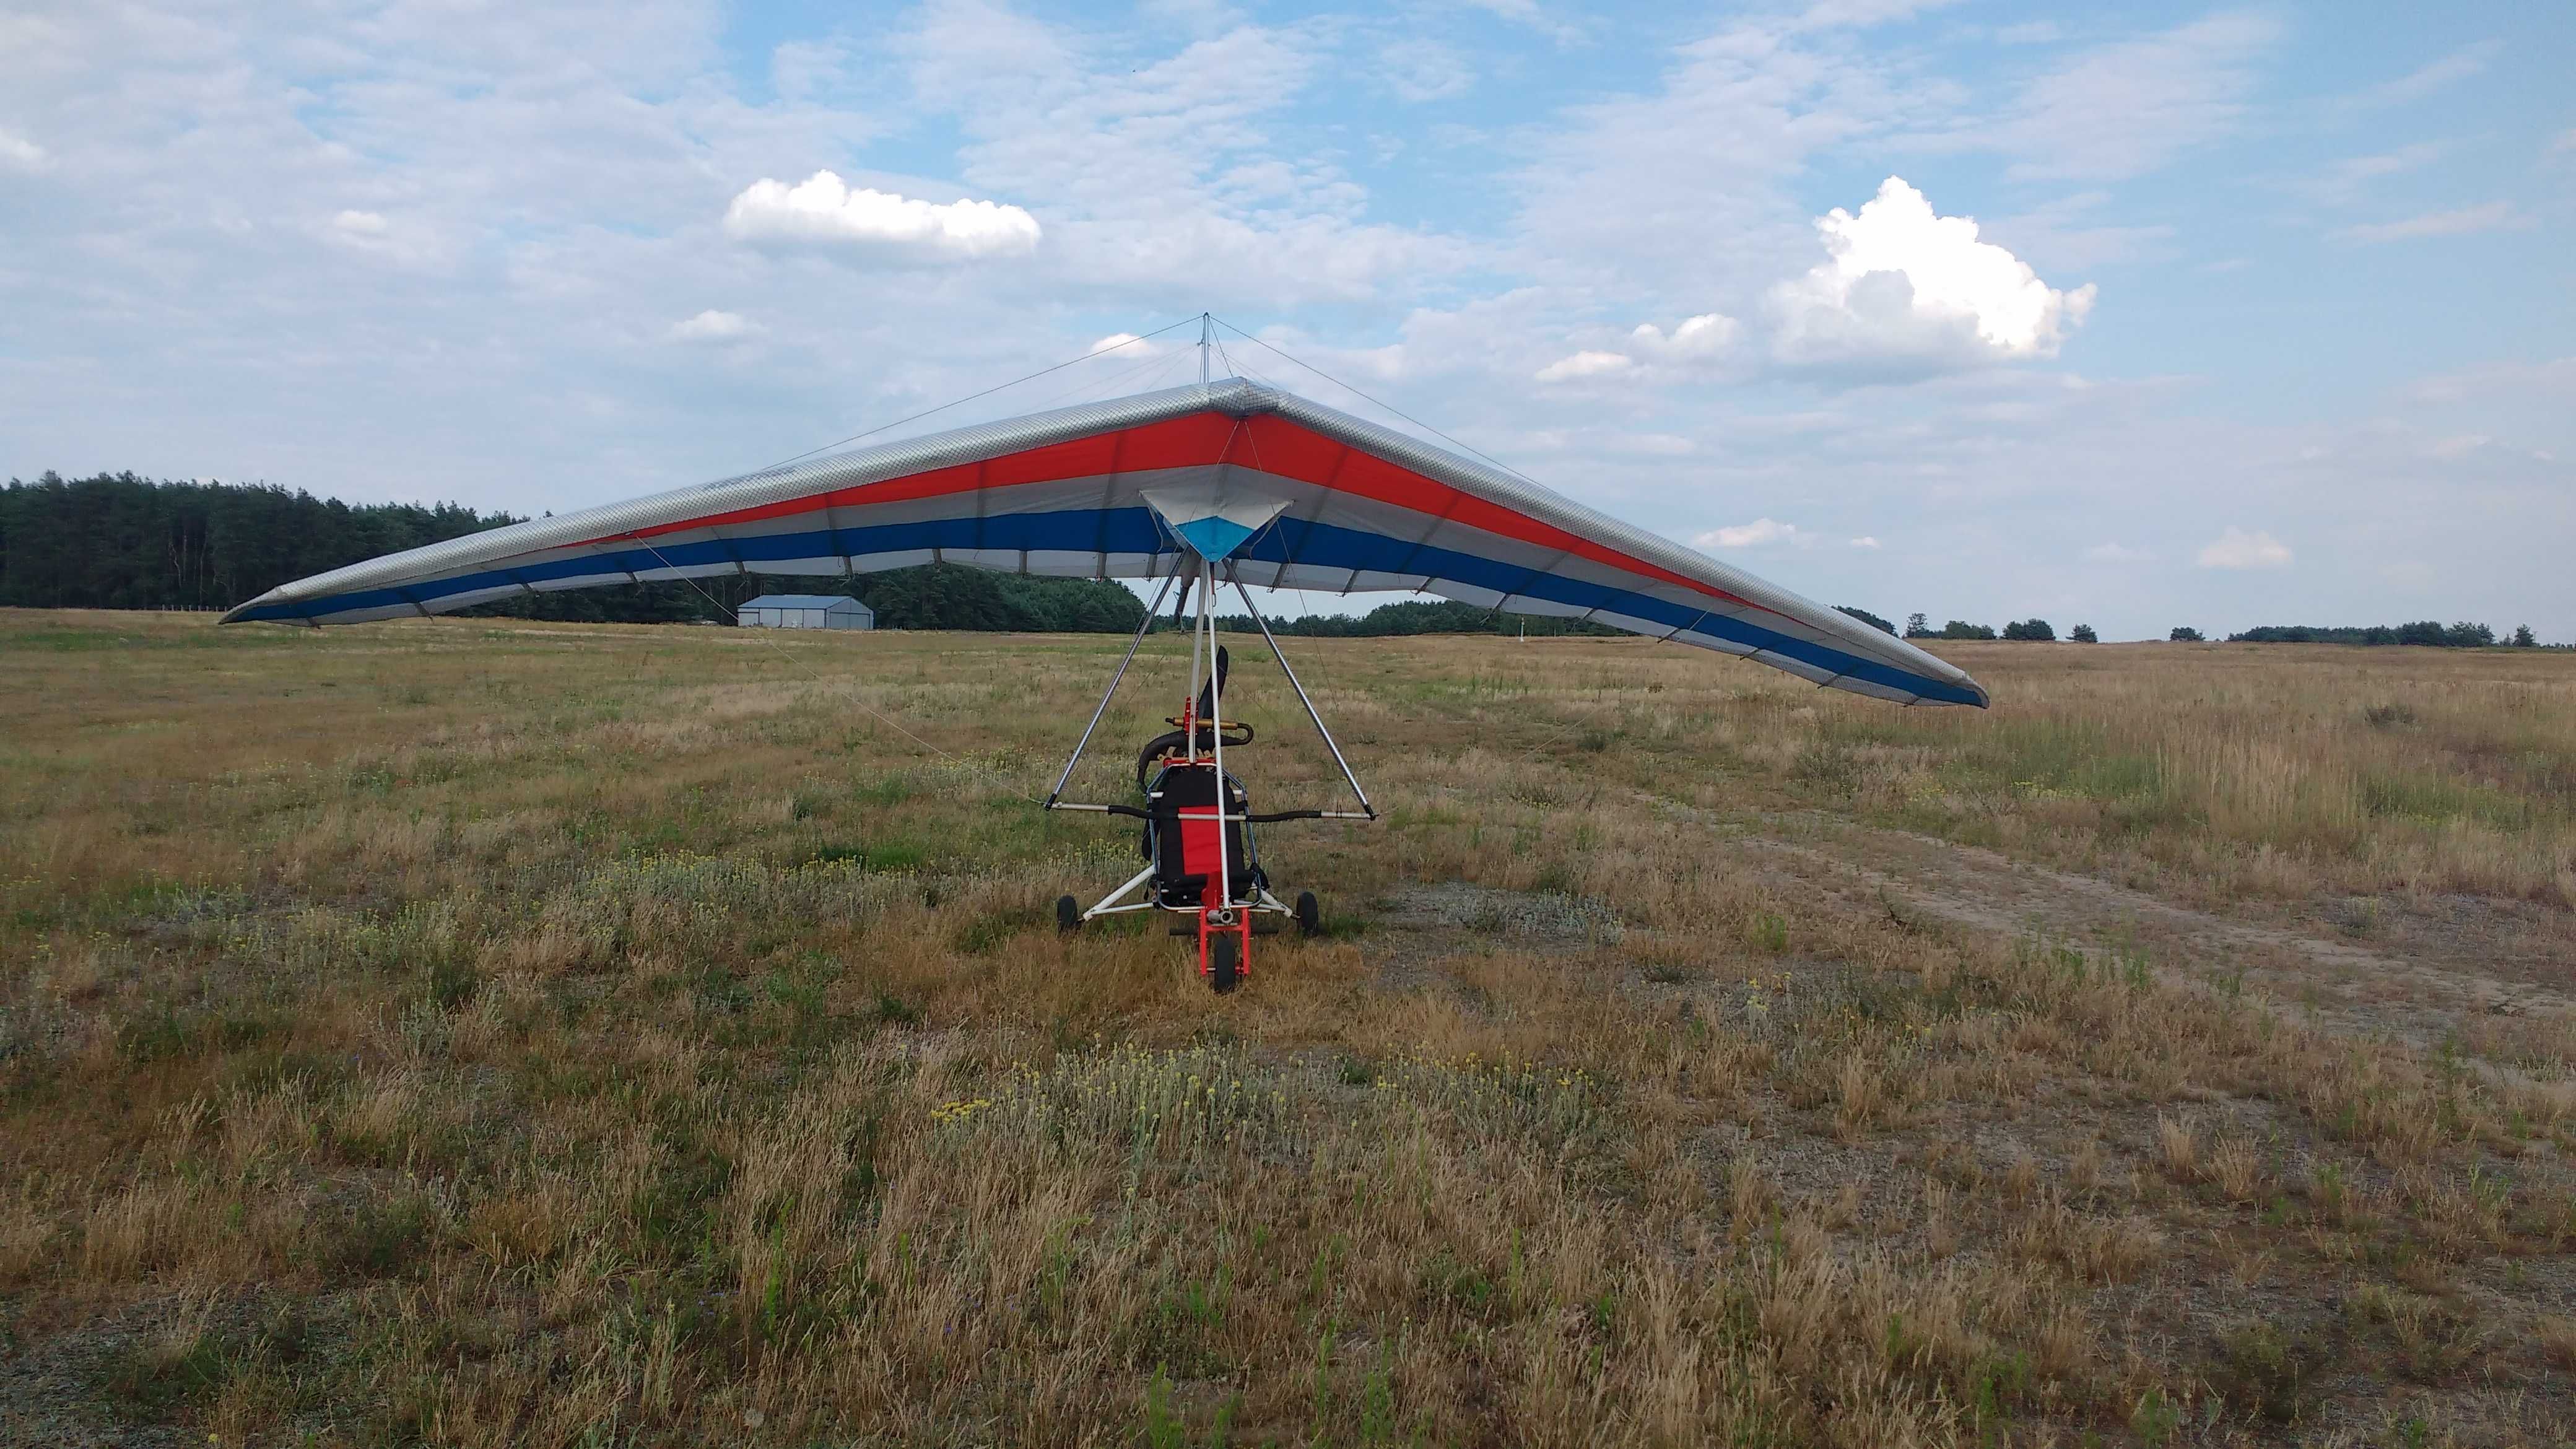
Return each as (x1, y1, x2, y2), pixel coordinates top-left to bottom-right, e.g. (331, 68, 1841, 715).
(3, 0, 2570, 642)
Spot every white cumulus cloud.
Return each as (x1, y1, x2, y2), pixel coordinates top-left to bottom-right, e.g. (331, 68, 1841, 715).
(723, 171, 1041, 262)
(1695, 518, 1807, 549)
(1628, 313, 1736, 362)
(1772, 177, 2095, 370)
(1087, 332, 1161, 358)
(1534, 350, 1637, 383)
(2084, 542, 2153, 563)
(669, 310, 758, 342)
(1848, 536, 1881, 549)
(1538, 315, 1734, 383)
(2196, 527, 2292, 570)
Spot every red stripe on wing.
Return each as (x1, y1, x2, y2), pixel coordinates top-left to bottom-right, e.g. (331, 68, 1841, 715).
(579, 408, 1762, 616)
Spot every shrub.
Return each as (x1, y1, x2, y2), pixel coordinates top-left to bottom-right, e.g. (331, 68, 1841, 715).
(2169, 627, 2204, 642)
(1835, 605, 1897, 635)
(2070, 624, 2098, 643)
(2003, 619, 2056, 642)
(1941, 620, 1998, 640)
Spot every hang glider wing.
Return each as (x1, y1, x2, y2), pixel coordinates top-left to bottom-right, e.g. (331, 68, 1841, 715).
(223, 380, 1988, 707)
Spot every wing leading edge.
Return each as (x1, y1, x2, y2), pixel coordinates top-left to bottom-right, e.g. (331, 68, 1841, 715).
(222, 380, 1987, 707)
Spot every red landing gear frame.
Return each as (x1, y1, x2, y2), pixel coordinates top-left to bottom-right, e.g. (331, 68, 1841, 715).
(1044, 555, 1372, 993)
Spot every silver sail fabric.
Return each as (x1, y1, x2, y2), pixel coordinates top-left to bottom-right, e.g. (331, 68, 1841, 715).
(224, 379, 1987, 707)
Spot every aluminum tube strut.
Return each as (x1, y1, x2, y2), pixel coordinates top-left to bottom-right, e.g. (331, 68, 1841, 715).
(1228, 573, 1376, 817)
(1081, 862, 1157, 921)
(1183, 553, 1208, 726)
(1202, 556, 1230, 910)
(1046, 570, 1176, 806)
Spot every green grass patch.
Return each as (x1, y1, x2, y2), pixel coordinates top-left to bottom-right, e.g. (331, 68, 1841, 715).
(2358, 770, 2538, 830)
(1939, 720, 2164, 803)
(804, 842, 925, 872)
(955, 903, 1048, 955)
(852, 774, 920, 807)
(102, 1327, 240, 1421)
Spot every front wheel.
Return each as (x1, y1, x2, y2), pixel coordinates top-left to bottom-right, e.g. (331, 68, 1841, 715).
(1208, 933, 1241, 994)
(1056, 895, 1081, 933)
(1294, 890, 1321, 938)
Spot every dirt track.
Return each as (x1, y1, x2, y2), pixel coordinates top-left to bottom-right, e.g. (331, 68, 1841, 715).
(1695, 804, 2574, 1066)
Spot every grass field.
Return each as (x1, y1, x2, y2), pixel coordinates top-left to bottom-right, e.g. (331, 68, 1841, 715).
(2, 609, 2572, 1447)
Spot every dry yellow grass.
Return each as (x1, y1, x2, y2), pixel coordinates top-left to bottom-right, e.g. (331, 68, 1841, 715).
(1, 609, 2572, 1447)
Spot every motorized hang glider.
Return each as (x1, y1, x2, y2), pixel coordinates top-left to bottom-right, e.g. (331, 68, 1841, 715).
(226, 346, 1987, 991)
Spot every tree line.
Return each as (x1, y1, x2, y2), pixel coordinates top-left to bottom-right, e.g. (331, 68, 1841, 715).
(1, 472, 502, 611)
(7, 473, 2549, 646)
(1881, 612, 2546, 648)
(0, 472, 1803, 642)
(0, 472, 1145, 632)
(1889, 612, 2094, 643)
(2224, 622, 2538, 648)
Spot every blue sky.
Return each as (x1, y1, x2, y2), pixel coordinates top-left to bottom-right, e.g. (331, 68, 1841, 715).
(3, 0, 2569, 640)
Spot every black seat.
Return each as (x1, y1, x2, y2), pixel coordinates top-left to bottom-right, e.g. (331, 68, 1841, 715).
(1144, 762, 1261, 907)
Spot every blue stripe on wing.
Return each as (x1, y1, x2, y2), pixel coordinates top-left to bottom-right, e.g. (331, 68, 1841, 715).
(232, 508, 1982, 705)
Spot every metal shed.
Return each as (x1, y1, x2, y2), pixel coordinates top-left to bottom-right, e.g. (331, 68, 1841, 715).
(737, 593, 874, 630)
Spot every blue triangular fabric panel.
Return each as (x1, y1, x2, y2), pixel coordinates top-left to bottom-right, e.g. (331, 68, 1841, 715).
(1172, 515, 1260, 560)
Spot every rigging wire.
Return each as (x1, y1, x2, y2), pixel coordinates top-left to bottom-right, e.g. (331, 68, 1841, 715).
(580, 328, 1211, 799)
(1222, 355, 1345, 614)
(750, 315, 1201, 476)
(557, 309, 1550, 796)
(1022, 338, 1190, 414)
(1212, 333, 1596, 684)
(1208, 314, 1547, 490)
(602, 326, 1249, 796)
(590, 319, 1260, 800)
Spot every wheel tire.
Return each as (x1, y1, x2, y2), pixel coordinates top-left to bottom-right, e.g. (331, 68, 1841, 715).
(1056, 895, 1081, 933)
(1295, 890, 1321, 939)
(1208, 934, 1241, 994)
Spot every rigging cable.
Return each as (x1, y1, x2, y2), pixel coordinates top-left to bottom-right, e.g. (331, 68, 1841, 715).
(588, 321, 1214, 800)
(751, 315, 1201, 476)
(1208, 320, 1607, 760)
(1208, 314, 1548, 491)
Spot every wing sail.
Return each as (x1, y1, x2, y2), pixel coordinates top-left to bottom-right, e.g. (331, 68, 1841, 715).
(224, 380, 1986, 707)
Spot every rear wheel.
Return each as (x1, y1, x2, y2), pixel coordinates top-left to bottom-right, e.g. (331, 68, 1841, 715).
(1295, 890, 1321, 938)
(1208, 933, 1241, 994)
(1056, 895, 1081, 933)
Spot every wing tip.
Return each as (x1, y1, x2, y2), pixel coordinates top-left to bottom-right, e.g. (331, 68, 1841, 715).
(219, 594, 315, 627)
